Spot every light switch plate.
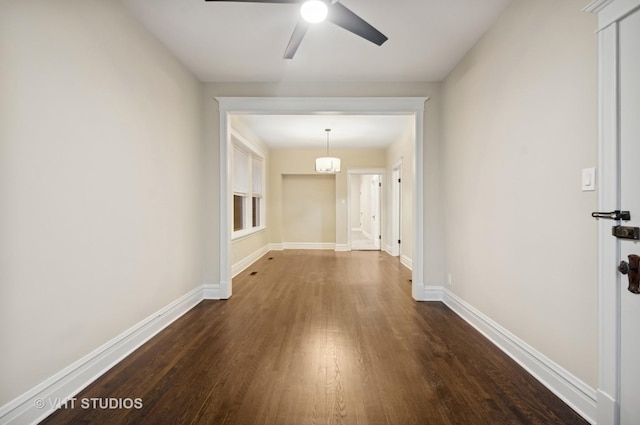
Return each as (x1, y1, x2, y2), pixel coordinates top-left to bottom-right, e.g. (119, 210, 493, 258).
(582, 167, 596, 191)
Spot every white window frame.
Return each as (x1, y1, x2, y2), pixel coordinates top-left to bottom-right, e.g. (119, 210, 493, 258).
(231, 129, 266, 240)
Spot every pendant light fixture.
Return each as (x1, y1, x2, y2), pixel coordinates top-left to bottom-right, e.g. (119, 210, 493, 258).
(315, 128, 341, 173)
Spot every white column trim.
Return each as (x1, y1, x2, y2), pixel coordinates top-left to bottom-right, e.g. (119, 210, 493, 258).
(218, 109, 232, 299)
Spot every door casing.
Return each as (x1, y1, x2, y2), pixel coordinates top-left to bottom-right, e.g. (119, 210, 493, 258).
(215, 97, 428, 300)
(586, 1, 640, 423)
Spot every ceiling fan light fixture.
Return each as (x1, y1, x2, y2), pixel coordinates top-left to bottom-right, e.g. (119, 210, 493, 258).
(300, 0, 328, 24)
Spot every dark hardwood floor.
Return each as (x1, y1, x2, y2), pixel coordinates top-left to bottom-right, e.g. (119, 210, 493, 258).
(41, 250, 588, 425)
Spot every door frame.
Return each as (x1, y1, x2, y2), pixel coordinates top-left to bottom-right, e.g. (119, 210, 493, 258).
(347, 169, 385, 251)
(391, 159, 403, 257)
(216, 97, 427, 300)
(585, 1, 640, 423)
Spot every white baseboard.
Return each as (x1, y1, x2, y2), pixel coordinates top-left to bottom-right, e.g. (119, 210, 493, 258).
(202, 283, 222, 300)
(400, 254, 413, 270)
(269, 243, 284, 251)
(282, 242, 335, 250)
(0, 286, 204, 425)
(7, 278, 598, 425)
(440, 288, 597, 424)
(423, 285, 444, 301)
(334, 244, 349, 252)
(231, 245, 270, 277)
(596, 389, 616, 425)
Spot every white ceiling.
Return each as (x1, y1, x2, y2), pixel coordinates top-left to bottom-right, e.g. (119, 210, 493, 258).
(120, 0, 511, 82)
(120, 0, 511, 149)
(234, 114, 415, 149)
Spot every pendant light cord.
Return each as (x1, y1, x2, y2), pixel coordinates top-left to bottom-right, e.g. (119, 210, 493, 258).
(325, 128, 331, 156)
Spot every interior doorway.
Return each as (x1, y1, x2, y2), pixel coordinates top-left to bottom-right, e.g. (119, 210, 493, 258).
(348, 171, 383, 251)
(216, 97, 428, 300)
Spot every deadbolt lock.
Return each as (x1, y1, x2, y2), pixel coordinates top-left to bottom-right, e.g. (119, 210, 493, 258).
(612, 225, 640, 240)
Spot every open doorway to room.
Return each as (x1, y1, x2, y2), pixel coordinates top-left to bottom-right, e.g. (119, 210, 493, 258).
(348, 171, 383, 251)
(216, 97, 427, 300)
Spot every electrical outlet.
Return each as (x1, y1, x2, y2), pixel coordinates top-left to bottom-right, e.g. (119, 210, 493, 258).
(448, 273, 452, 286)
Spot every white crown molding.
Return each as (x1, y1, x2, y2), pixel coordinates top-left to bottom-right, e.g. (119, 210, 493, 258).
(583, 0, 614, 13)
(586, 0, 640, 31)
(215, 97, 428, 114)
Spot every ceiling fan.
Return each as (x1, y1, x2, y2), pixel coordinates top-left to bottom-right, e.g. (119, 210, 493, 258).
(204, 0, 388, 59)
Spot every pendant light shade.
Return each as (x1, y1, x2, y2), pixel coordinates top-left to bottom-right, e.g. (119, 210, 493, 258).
(315, 129, 341, 173)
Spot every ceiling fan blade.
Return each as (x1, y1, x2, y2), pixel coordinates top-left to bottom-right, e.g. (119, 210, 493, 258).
(204, 0, 300, 3)
(327, 2, 388, 46)
(283, 20, 309, 59)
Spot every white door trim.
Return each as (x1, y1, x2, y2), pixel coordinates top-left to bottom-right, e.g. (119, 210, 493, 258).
(215, 97, 428, 300)
(585, 1, 640, 423)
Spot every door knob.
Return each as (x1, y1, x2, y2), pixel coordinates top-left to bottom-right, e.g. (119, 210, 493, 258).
(619, 261, 630, 275)
(620, 255, 640, 294)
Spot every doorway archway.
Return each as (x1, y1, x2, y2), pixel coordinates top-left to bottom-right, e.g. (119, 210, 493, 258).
(216, 97, 427, 299)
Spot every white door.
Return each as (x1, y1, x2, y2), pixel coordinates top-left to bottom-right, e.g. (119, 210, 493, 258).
(371, 176, 381, 250)
(391, 166, 401, 256)
(619, 8, 640, 424)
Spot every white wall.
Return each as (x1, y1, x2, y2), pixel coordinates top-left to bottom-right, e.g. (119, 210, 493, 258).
(441, 0, 598, 387)
(0, 0, 203, 405)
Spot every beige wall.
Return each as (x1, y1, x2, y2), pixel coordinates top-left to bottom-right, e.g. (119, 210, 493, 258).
(441, 0, 598, 387)
(1, 0, 600, 414)
(350, 175, 362, 229)
(231, 230, 269, 266)
(282, 175, 337, 243)
(268, 148, 387, 247)
(386, 126, 415, 262)
(0, 0, 203, 405)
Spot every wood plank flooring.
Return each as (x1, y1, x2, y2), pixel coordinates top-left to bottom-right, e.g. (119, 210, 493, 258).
(41, 250, 589, 425)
